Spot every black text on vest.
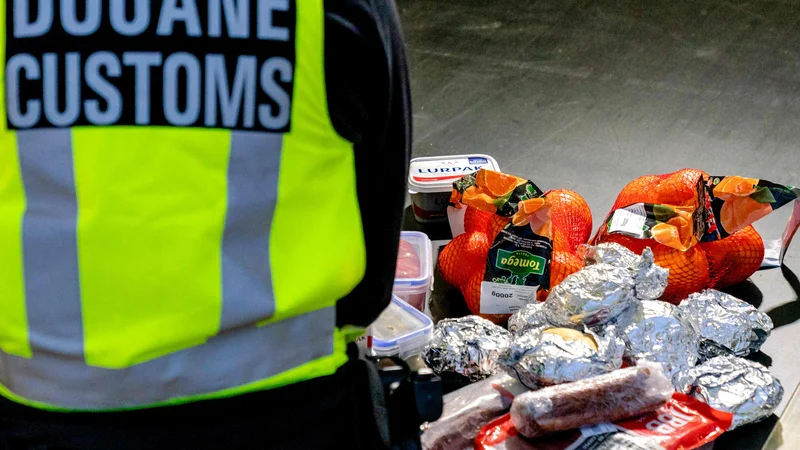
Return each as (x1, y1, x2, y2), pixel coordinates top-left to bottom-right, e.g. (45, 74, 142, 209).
(5, 0, 297, 132)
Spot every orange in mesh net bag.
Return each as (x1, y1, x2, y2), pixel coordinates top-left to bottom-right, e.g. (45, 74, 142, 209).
(598, 226, 765, 302)
(464, 206, 494, 234)
(537, 251, 584, 302)
(438, 232, 491, 287)
(602, 169, 710, 302)
(547, 189, 593, 252)
(598, 168, 783, 302)
(700, 225, 764, 289)
(652, 244, 710, 304)
(612, 168, 708, 211)
(550, 251, 584, 286)
(439, 184, 592, 324)
(551, 228, 570, 254)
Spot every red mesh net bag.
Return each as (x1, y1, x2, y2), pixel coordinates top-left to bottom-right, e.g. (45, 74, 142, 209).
(700, 225, 764, 289)
(595, 169, 799, 303)
(438, 170, 592, 323)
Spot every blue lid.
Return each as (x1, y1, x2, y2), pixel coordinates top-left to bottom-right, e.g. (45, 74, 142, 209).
(369, 296, 433, 358)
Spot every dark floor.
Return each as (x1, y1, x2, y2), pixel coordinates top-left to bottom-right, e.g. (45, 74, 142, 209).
(398, 0, 800, 447)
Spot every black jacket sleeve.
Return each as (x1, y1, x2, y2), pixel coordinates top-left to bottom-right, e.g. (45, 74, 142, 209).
(325, 0, 412, 328)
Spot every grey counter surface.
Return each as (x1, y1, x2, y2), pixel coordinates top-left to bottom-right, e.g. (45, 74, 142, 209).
(398, 0, 800, 448)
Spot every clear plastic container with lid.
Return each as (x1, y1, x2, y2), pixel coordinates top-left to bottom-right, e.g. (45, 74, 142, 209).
(393, 231, 433, 311)
(364, 295, 434, 359)
(408, 154, 500, 223)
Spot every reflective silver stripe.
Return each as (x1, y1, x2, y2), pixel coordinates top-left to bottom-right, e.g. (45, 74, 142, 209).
(5, 129, 333, 410)
(0, 306, 335, 409)
(220, 131, 281, 330)
(16, 130, 84, 359)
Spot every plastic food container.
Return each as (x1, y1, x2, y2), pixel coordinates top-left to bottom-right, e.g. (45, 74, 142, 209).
(393, 231, 433, 311)
(408, 154, 500, 223)
(366, 296, 434, 359)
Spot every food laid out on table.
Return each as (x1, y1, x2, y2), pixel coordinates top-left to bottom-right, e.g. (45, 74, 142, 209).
(372, 160, 800, 450)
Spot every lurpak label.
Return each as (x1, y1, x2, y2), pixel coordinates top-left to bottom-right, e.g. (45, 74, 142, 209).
(411, 157, 493, 183)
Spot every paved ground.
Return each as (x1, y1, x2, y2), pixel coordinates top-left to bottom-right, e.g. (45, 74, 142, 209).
(398, 0, 800, 447)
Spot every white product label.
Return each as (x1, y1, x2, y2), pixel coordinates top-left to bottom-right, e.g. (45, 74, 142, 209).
(565, 423, 661, 450)
(410, 156, 493, 184)
(479, 281, 538, 314)
(608, 204, 647, 237)
(579, 423, 618, 437)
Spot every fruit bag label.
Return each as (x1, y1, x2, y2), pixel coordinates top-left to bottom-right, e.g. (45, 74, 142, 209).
(450, 170, 543, 217)
(704, 176, 800, 240)
(599, 173, 800, 253)
(604, 202, 705, 251)
(607, 204, 648, 237)
(600, 176, 706, 251)
(480, 219, 552, 314)
(447, 169, 552, 315)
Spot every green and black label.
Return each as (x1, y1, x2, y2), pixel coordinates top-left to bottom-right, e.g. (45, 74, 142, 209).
(495, 249, 546, 277)
(485, 224, 551, 289)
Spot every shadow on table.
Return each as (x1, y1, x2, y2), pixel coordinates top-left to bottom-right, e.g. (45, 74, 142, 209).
(429, 277, 470, 323)
(765, 265, 800, 329)
(746, 350, 773, 368)
(722, 265, 800, 330)
(713, 414, 779, 449)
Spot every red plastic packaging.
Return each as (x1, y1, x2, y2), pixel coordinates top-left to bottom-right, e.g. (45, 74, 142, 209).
(476, 393, 732, 450)
(615, 392, 733, 449)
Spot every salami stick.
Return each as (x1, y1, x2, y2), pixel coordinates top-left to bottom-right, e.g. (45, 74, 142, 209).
(510, 363, 673, 438)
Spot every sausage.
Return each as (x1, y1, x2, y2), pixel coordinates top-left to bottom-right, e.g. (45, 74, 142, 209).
(510, 363, 673, 438)
(421, 374, 529, 450)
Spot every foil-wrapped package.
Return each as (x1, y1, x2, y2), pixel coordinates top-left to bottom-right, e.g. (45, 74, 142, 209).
(680, 290, 773, 358)
(581, 242, 641, 268)
(501, 327, 624, 389)
(676, 356, 783, 429)
(424, 316, 511, 382)
(581, 243, 669, 300)
(622, 301, 699, 383)
(630, 248, 670, 301)
(544, 263, 639, 328)
(507, 302, 553, 335)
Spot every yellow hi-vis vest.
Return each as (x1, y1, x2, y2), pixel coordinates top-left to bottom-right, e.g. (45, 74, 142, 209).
(0, 0, 366, 410)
